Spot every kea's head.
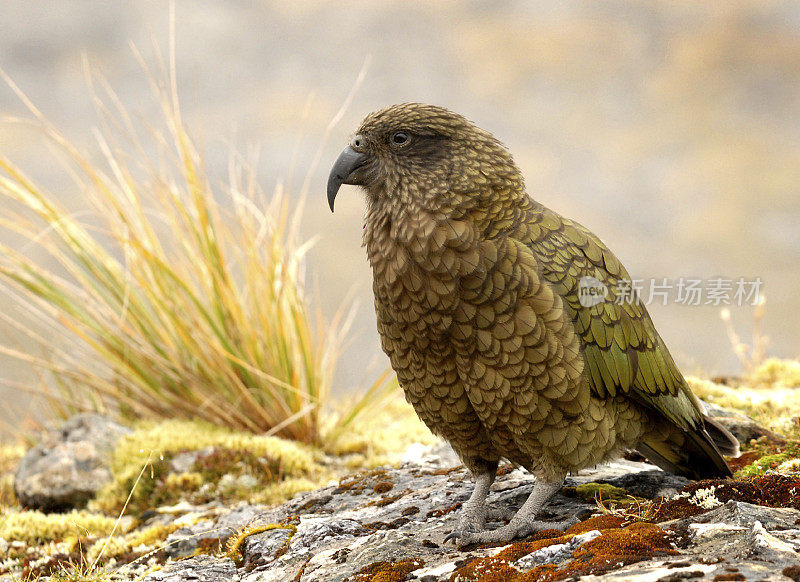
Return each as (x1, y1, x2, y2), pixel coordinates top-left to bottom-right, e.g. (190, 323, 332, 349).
(327, 103, 523, 213)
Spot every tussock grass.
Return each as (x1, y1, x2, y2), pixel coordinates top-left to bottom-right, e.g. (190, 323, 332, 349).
(720, 298, 769, 373)
(0, 63, 381, 446)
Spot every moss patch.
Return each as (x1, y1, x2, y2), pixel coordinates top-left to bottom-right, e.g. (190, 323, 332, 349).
(108, 419, 314, 476)
(352, 558, 425, 582)
(649, 474, 800, 522)
(93, 419, 317, 514)
(450, 519, 674, 581)
(747, 358, 800, 389)
(567, 514, 625, 534)
(733, 439, 800, 477)
(0, 509, 118, 546)
(0, 443, 25, 508)
(686, 375, 800, 439)
(564, 482, 636, 505)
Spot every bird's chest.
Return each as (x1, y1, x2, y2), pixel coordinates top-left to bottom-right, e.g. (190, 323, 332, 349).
(364, 210, 472, 341)
(369, 238, 460, 341)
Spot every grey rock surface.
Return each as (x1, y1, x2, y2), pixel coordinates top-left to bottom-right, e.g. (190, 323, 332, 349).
(704, 402, 785, 445)
(13, 413, 131, 511)
(601, 469, 689, 499)
(143, 555, 240, 582)
(143, 451, 800, 582)
(162, 502, 268, 559)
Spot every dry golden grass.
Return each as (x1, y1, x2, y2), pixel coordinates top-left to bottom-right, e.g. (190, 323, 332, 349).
(720, 297, 769, 373)
(0, 57, 385, 447)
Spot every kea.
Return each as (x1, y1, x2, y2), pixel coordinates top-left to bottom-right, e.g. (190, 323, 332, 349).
(326, 103, 739, 546)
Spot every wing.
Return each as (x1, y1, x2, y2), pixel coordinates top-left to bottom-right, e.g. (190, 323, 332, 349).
(521, 204, 704, 431)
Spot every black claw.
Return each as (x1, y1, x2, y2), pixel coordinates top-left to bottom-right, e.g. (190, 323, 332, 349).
(444, 530, 462, 543)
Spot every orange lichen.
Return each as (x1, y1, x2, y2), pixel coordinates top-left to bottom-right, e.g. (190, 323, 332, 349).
(352, 558, 425, 582)
(449, 529, 574, 581)
(336, 470, 392, 496)
(450, 520, 675, 582)
(565, 514, 625, 535)
(783, 565, 800, 581)
(714, 574, 746, 581)
(427, 503, 463, 518)
(497, 463, 516, 476)
(373, 481, 395, 494)
(573, 522, 673, 560)
(426, 466, 462, 476)
(374, 493, 403, 507)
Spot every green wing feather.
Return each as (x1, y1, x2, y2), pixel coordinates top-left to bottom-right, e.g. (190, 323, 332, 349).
(523, 205, 703, 431)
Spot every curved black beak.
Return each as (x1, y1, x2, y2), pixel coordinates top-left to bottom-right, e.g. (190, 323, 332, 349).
(326, 145, 370, 212)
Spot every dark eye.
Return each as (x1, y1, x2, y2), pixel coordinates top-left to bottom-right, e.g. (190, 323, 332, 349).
(391, 132, 410, 146)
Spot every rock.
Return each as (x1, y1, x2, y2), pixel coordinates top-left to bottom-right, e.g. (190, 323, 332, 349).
(703, 402, 785, 445)
(747, 520, 800, 563)
(162, 503, 267, 559)
(12, 435, 800, 580)
(513, 529, 602, 569)
(163, 519, 218, 559)
(668, 500, 800, 531)
(13, 413, 131, 511)
(578, 558, 776, 581)
(601, 469, 690, 499)
(152, 455, 705, 581)
(143, 555, 239, 581)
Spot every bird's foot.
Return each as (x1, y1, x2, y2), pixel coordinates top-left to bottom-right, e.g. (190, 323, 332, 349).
(450, 515, 579, 548)
(443, 504, 487, 545)
(486, 506, 516, 522)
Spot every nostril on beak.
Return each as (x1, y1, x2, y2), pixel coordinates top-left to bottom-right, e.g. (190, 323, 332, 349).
(351, 135, 365, 152)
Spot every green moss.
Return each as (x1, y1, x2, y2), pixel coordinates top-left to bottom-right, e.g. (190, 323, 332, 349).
(736, 452, 795, 478)
(84, 521, 181, 566)
(225, 523, 297, 565)
(0, 444, 25, 509)
(0, 509, 118, 545)
(686, 374, 800, 436)
(108, 419, 314, 476)
(731, 439, 800, 478)
(747, 358, 800, 389)
(573, 482, 632, 503)
(93, 419, 318, 514)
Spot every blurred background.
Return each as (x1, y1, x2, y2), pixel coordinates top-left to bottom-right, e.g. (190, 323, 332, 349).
(1, 0, 799, 433)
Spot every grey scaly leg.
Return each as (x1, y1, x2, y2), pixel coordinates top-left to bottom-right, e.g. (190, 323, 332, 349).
(444, 470, 495, 543)
(454, 478, 578, 547)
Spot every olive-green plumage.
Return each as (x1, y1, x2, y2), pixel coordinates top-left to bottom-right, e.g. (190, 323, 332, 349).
(327, 103, 738, 545)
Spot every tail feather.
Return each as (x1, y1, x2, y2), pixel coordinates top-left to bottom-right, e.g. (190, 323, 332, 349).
(704, 417, 740, 457)
(637, 416, 738, 480)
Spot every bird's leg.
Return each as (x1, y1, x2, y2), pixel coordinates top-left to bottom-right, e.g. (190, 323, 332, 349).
(485, 506, 517, 522)
(444, 469, 495, 543)
(454, 478, 577, 547)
